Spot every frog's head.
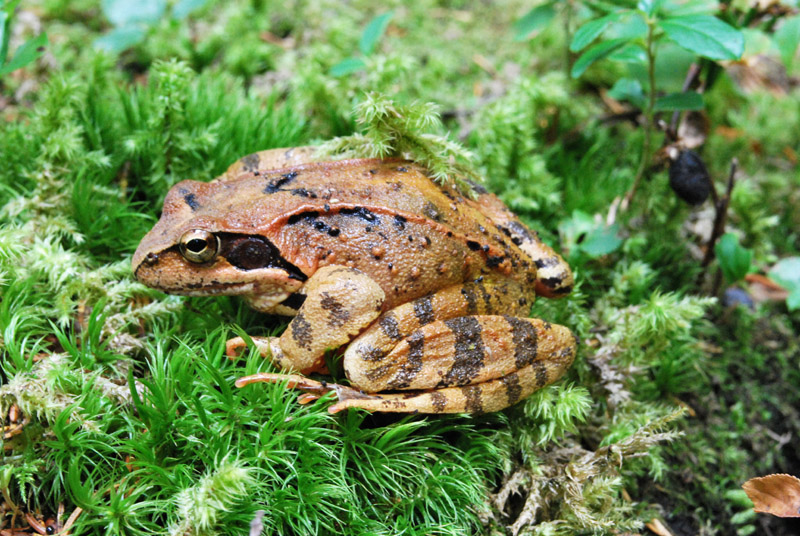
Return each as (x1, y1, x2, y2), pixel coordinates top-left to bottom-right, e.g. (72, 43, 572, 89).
(132, 180, 307, 311)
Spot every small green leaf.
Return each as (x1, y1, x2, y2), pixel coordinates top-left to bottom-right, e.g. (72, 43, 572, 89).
(659, 15, 744, 60)
(571, 38, 627, 78)
(608, 78, 645, 108)
(558, 210, 623, 258)
(93, 26, 146, 53)
(637, 0, 661, 16)
(582, 225, 623, 257)
(715, 233, 751, 284)
(330, 57, 366, 77)
(359, 11, 393, 56)
(570, 12, 624, 52)
(0, 32, 47, 76)
(775, 15, 800, 68)
(787, 290, 800, 311)
(513, 2, 557, 42)
(0, 11, 9, 64)
(608, 43, 646, 63)
(770, 257, 800, 296)
(654, 91, 704, 111)
(102, 0, 165, 27)
(173, 0, 209, 20)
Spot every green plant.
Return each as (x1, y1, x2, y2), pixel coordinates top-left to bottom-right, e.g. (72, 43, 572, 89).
(94, 0, 210, 53)
(715, 232, 752, 286)
(570, 1, 744, 206)
(330, 11, 394, 76)
(0, 0, 47, 77)
(771, 257, 800, 311)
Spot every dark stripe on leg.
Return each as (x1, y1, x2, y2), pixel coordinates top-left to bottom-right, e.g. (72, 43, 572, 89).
(500, 372, 522, 406)
(503, 316, 538, 368)
(430, 392, 447, 412)
(379, 313, 402, 340)
(461, 385, 484, 414)
(532, 360, 548, 388)
(388, 331, 425, 389)
(439, 317, 485, 387)
(413, 295, 435, 326)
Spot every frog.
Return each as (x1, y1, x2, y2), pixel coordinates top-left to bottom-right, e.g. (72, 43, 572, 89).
(132, 147, 577, 414)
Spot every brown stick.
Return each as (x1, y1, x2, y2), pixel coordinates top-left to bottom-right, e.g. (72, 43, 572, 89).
(697, 159, 738, 290)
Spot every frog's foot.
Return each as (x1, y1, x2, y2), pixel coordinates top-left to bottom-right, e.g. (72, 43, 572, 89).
(235, 373, 379, 406)
(331, 354, 573, 414)
(225, 336, 278, 359)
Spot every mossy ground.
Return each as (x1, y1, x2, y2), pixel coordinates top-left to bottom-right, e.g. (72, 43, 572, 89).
(1, 1, 799, 535)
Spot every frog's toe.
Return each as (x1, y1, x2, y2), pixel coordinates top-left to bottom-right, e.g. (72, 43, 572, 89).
(225, 335, 281, 361)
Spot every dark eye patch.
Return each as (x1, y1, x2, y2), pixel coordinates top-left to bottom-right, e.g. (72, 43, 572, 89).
(219, 234, 307, 281)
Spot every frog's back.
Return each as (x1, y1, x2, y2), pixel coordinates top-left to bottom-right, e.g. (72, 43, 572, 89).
(194, 158, 536, 307)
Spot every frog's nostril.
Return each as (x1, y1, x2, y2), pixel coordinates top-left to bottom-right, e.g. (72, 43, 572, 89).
(145, 252, 159, 265)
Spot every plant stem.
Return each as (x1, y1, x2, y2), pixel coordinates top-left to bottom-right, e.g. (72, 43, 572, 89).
(622, 22, 656, 211)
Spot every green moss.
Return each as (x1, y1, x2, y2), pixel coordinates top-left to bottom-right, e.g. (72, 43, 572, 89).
(2, 1, 799, 535)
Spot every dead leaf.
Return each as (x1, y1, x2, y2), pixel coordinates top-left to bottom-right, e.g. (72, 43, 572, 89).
(742, 474, 800, 517)
(645, 518, 675, 536)
(746, 273, 790, 304)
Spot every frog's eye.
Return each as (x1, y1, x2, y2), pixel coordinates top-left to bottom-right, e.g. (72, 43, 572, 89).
(179, 230, 219, 263)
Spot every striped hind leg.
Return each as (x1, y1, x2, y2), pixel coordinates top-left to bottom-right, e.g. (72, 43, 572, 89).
(339, 315, 576, 414)
(331, 346, 576, 414)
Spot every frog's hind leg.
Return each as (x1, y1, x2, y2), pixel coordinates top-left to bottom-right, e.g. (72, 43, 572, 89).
(344, 315, 576, 411)
(469, 189, 574, 298)
(332, 350, 575, 414)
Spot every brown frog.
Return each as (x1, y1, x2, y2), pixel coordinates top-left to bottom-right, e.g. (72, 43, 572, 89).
(132, 147, 577, 414)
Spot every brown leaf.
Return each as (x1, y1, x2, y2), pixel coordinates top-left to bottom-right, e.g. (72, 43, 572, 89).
(645, 518, 675, 536)
(742, 474, 800, 517)
(746, 273, 790, 304)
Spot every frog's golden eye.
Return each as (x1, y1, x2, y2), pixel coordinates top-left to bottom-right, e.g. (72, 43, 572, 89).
(179, 229, 219, 263)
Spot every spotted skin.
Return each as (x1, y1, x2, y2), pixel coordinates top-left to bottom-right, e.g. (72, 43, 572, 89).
(133, 147, 577, 414)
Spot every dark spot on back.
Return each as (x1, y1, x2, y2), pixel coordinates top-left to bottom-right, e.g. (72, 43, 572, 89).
(264, 171, 298, 193)
(291, 188, 318, 198)
(467, 180, 488, 195)
(339, 206, 378, 223)
(466, 241, 482, 251)
(486, 255, 505, 268)
(183, 192, 200, 211)
(241, 152, 260, 172)
(393, 215, 407, 230)
(534, 257, 561, 269)
(287, 211, 320, 225)
(396, 166, 408, 172)
(422, 201, 443, 222)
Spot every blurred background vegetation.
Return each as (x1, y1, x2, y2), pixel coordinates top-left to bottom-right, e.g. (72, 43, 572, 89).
(1, 0, 799, 535)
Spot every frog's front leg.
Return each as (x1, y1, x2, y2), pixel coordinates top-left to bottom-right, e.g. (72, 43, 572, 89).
(229, 265, 385, 374)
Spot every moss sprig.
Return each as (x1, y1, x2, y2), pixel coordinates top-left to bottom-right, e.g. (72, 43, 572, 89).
(316, 92, 482, 195)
